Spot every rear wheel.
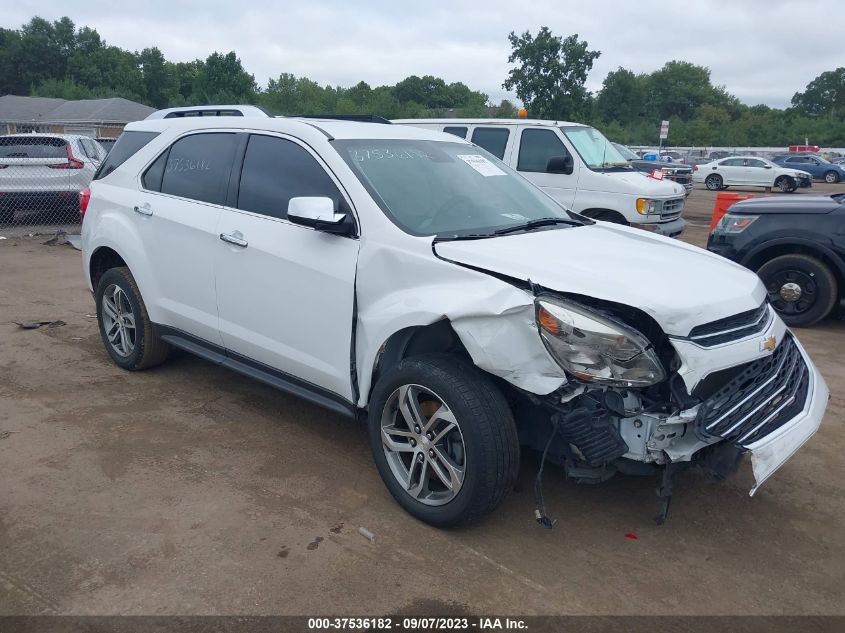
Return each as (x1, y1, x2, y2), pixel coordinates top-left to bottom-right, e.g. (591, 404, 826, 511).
(757, 254, 838, 327)
(95, 267, 170, 370)
(367, 355, 519, 527)
(824, 170, 840, 184)
(705, 174, 723, 190)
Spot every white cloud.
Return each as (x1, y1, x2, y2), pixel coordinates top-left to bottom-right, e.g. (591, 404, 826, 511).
(3, 0, 842, 108)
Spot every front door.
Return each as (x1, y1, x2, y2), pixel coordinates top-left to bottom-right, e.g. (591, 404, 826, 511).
(514, 127, 578, 209)
(214, 133, 359, 401)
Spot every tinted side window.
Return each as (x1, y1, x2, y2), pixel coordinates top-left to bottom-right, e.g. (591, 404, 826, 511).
(470, 127, 510, 159)
(93, 131, 160, 180)
(160, 133, 238, 205)
(142, 151, 168, 192)
(721, 158, 742, 167)
(443, 126, 468, 139)
(517, 129, 569, 172)
(237, 135, 342, 219)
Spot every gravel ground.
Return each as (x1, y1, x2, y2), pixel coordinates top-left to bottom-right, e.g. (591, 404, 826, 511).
(1, 184, 843, 616)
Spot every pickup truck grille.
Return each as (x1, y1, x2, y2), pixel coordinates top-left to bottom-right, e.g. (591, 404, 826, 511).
(688, 302, 771, 347)
(659, 197, 685, 221)
(696, 333, 809, 447)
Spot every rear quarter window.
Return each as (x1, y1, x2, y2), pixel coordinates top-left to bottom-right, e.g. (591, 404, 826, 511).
(470, 127, 510, 160)
(93, 131, 160, 180)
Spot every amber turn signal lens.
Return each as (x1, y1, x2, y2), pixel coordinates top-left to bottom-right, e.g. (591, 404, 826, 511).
(537, 306, 560, 335)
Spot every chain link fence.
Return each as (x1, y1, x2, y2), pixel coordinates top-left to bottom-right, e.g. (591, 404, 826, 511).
(0, 123, 123, 237)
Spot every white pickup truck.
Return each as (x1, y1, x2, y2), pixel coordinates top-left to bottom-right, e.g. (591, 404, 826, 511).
(394, 118, 688, 237)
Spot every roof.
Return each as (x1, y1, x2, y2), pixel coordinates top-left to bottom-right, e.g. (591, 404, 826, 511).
(0, 95, 155, 123)
(392, 118, 581, 127)
(127, 115, 467, 142)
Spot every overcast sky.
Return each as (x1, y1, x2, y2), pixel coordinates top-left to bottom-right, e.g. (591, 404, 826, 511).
(4, 0, 842, 109)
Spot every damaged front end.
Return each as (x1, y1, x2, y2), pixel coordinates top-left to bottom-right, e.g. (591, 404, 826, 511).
(512, 292, 828, 524)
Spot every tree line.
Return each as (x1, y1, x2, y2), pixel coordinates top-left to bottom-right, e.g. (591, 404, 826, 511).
(1, 17, 843, 146)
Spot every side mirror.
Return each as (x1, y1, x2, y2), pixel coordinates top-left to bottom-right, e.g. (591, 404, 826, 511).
(763, 165, 772, 169)
(287, 197, 354, 236)
(546, 155, 574, 175)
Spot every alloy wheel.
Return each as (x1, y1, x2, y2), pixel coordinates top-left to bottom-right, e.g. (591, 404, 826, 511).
(101, 284, 136, 357)
(380, 384, 466, 506)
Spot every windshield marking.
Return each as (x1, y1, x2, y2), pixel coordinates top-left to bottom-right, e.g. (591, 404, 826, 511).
(457, 154, 507, 177)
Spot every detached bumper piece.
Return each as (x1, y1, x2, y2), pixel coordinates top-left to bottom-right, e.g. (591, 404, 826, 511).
(696, 333, 809, 447)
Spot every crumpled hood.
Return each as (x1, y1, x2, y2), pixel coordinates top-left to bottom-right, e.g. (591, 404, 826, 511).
(434, 223, 766, 336)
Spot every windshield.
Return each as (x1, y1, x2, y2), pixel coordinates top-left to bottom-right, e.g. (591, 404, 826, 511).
(612, 143, 640, 162)
(562, 126, 628, 169)
(334, 139, 581, 237)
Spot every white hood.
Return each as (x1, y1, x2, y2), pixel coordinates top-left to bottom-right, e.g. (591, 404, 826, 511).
(434, 223, 766, 336)
(591, 170, 686, 197)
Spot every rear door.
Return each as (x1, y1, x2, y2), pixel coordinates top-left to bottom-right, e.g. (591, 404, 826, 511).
(468, 125, 514, 162)
(513, 126, 578, 208)
(716, 158, 745, 184)
(136, 131, 240, 344)
(214, 133, 359, 400)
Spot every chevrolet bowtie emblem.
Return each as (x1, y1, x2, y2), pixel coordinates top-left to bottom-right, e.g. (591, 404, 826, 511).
(761, 335, 777, 351)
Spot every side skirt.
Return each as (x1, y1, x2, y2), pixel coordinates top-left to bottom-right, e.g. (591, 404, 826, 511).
(153, 324, 357, 420)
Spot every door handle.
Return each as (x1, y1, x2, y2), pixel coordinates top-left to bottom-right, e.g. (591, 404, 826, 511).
(133, 204, 153, 216)
(219, 232, 248, 247)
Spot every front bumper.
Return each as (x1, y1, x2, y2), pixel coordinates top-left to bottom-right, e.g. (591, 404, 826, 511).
(745, 336, 828, 494)
(638, 216, 687, 238)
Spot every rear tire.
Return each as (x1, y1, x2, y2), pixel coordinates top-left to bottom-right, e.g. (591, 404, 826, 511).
(757, 254, 838, 327)
(95, 267, 170, 370)
(367, 354, 519, 527)
(705, 174, 723, 190)
(824, 170, 840, 184)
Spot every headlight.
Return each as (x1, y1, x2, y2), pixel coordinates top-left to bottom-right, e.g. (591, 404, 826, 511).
(636, 198, 658, 215)
(535, 297, 666, 387)
(716, 213, 758, 233)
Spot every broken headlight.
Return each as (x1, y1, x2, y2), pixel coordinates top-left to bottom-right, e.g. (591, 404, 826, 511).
(535, 297, 665, 387)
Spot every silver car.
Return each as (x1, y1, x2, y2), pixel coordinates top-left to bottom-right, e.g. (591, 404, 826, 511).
(0, 133, 106, 224)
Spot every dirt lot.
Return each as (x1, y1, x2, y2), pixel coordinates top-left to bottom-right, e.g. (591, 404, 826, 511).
(1, 184, 844, 616)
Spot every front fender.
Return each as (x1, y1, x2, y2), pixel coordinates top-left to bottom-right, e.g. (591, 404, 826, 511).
(354, 243, 567, 407)
(741, 236, 845, 279)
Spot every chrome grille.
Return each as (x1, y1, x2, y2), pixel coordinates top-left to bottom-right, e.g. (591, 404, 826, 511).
(688, 303, 771, 347)
(696, 334, 809, 446)
(660, 197, 685, 221)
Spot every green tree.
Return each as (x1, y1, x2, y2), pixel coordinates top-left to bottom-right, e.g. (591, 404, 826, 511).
(193, 52, 257, 103)
(792, 67, 845, 117)
(503, 27, 600, 120)
(595, 67, 646, 124)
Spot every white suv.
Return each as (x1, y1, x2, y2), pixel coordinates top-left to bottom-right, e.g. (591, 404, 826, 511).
(81, 115, 828, 527)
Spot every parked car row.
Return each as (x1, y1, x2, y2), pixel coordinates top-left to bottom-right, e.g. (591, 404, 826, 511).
(693, 156, 813, 192)
(78, 107, 829, 528)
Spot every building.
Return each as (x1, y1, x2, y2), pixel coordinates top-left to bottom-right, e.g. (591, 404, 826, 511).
(0, 95, 155, 138)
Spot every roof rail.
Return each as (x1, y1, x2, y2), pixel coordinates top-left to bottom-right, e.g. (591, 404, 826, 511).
(145, 105, 273, 120)
(293, 114, 392, 125)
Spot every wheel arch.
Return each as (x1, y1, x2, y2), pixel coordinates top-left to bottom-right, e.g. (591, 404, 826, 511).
(580, 208, 627, 224)
(368, 319, 473, 402)
(89, 246, 128, 291)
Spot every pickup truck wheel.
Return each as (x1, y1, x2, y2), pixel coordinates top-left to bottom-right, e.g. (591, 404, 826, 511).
(758, 254, 838, 327)
(824, 170, 840, 184)
(774, 176, 794, 193)
(705, 174, 723, 190)
(368, 354, 519, 527)
(95, 267, 170, 370)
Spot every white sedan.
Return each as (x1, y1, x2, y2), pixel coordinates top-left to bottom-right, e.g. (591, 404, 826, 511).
(693, 156, 812, 193)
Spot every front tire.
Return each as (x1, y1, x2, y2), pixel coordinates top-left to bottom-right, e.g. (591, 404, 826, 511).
(368, 355, 519, 527)
(757, 254, 838, 327)
(95, 267, 170, 370)
(705, 174, 723, 190)
(824, 170, 840, 184)
(774, 176, 796, 193)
